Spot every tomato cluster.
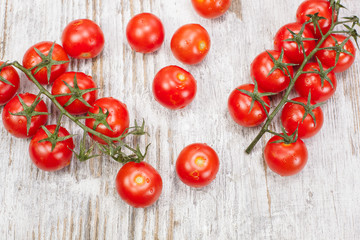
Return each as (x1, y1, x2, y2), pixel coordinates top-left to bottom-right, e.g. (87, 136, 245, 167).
(228, 0, 356, 176)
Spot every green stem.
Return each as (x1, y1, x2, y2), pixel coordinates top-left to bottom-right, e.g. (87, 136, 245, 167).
(12, 62, 140, 157)
(245, 26, 335, 154)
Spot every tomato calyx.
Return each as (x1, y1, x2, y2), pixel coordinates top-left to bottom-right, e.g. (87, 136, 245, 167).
(30, 42, 70, 84)
(287, 93, 324, 126)
(0, 62, 15, 87)
(71, 131, 100, 162)
(329, 0, 345, 14)
(237, 80, 275, 116)
(53, 73, 98, 108)
(267, 49, 297, 78)
(283, 24, 317, 55)
(97, 120, 150, 163)
(343, 24, 360, 48)
(303, 58, 335, 88)
(306, 12, 327, 37)
(86, 106, 113, 131)
(9, 93, 49, 136)
(38, 118, 74, 151)
(267, 125, 299, 145)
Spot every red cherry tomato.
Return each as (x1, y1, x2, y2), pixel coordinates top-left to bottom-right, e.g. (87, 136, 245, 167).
(85, 97, 130, 144)
(191, 0, 232, 19)
(295, 62, 337, 103)
(29, 125, 74, 171)
(116, 162, 163, 208)
(152, 65, 197, 110)
(250, 50, 294, 93)
(0, 62, 20, 105)
(2, 93, 48, 138)
(274, 22, 316, 64)
(176, 143, 219, 188)
(296, 0, 335, 39)
(281, 97, 324, 139)
(171, 24, 211, 65)
(264, 135, 308, 176)
(22, 41, 69, 85)
(51, 72, 98, 115)
(315, 34, 356, 72)
(228, 84, 270, 127)
(62, 19, 105, 59)
(126, 13, 165, 53)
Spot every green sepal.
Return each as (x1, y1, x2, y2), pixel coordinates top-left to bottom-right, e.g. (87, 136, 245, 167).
(0, 62, 15, 87)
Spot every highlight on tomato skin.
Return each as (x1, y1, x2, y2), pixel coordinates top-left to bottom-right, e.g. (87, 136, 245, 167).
(191, 0, 232, 19)
(264, 135, 308, 177)
(61, 19, 105, 59)
(152, 65, 197, 110)
(176, 143, 219, 188)
(115, 162, 163, 208)
(126, 13, 165, 53)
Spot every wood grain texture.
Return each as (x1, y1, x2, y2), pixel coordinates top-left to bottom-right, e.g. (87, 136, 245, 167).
(0, 0, 360, 239)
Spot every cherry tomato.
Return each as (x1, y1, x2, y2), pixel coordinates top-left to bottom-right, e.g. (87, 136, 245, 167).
(191, 0, 232, 19)
(171, 24, 211, 65)
(22, 41, 69, 85)
(51, 72, 98, 115)
(29, 125, 74, 171)
(126, 13, 165, 53)
(152, 66, 197, 110)
(2, 93, 48, 138)
(62, 19, 105, 59)
(264, 135, 308, 176)
(116, 162, 163, 208)
(296, 0, 335, 39)
(250, 50, 294, 93)
(295, 62, 337, 103)
(228, 84, 270, 127)
(274, 22, 316, 64)
(315, 34, 356, 72)
(176, 143, 219, 188)
(281, 97, 324, 139)
(85, 97, 130, 144)
(0, 62, 20, 105)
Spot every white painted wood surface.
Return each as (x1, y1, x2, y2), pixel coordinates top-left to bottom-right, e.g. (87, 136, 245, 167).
(0, 0, 360, 239)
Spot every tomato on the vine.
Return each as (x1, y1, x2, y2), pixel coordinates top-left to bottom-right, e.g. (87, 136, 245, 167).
(295, 62, 337, 103)
(264, 135, 308, 176)
(228, 84, 270, 127)
(152, 65, 197, 110)
(191, 0, 232, 19)
(250, 50, 294, 93)
(296, 0, 335, 39)
(22, 41, 69, 85)
(274, 22, 316, 64)
(2, 93, 48, 138)
(281, 97, 324, 139)
(85, 97, 130, 144)
(171, 24, 211, 65)
(0, 62, 20, 105)
(116, 161, 163, 208)
(29, 125, 74, 172)
(51, 72, 98, 115)
(126, 13, 165, 53)
(176, 143, 219, 188)
(315, 34, 356, 73)
(62, 19, 105, 59)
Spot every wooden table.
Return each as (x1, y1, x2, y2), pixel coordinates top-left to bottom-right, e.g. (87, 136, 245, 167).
(1, 0, 359, 239)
